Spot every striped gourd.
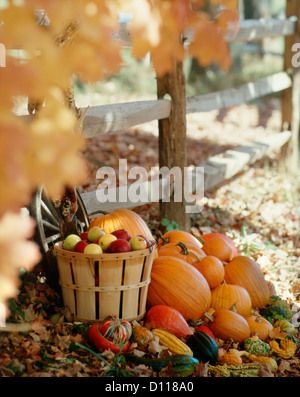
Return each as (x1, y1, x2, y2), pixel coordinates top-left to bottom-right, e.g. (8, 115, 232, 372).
(152, 329, 193, 356)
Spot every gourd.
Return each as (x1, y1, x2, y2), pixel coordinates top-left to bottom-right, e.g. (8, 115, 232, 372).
(200, 232, 239, 257)
(205, 309, 251, 343)
(125, 354, 199, 377)
(151, 329, 193, 356)
(261, 304, 288, 323)
(269, 339, 297, 359)
(192, 255, 225, 289)
(273, 319, 297, 336)
(248, 355, 278, 373)
(224, 255, 270, 309)
(195, 324, 216, 340)
(157, 242, 205, 264)
(266, 295, 293, 322)
(157, 230, 203, 249)
(210, 281, 252, 317)
(186, 331, 218, 364)
(144, 305, 193, 338)
(218, 352, 243, 366)
(131, 322, 154, 349)
(243, 336, 270, 355)
(147, 256, 211, 321)
(201, 237, 234, 262)
(98, 315, 132, 343)
(246, 315, 273, 341)
(209, 363, 262, 377)
(88, 209, 155, 244)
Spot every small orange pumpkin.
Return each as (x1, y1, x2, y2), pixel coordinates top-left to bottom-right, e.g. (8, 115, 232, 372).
(224, 256, 270, 309)
(147, 256, 211, 321)
(246, 315, 273, 341)
(205, 309, 251, 343)
(210, 281, 252, 317)
(157, 242, 205, 264)
(200, 233, 239, 257)
(201, 237, 234, 262)
(192, 255, 225, 289)
(157, 230, 202, 250)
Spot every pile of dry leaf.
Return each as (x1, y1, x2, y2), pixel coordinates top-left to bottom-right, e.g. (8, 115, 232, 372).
(0, 98, 299, 378)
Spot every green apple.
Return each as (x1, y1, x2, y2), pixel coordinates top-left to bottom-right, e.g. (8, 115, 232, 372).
(99, 234, 117, 251)
(129, 236, 147, 251)
(88, 226, 106, 242)
(63, 234, 81, 251)
(84, 244, 103, 254)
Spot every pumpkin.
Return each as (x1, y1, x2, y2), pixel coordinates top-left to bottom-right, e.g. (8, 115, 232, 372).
(144, 304, 193, 338)
(201, 237, 234, 262)
(88, 209, 155, 244)
(200, 232, 239, 257)
(147, 256, 211, 321)
(210, 281, 252, 317)
(224, 255, 270, 309)
(157, 230, 202, 250)
(157, 242, 205, 264)
(192, 255, 225, 289)
(205, 309, 251, 343)
(186, 331, 218, 364)
(246, 315, 273, 341)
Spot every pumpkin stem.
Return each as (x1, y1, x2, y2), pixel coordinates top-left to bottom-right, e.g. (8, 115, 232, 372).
(176, 242, 189, 255)
(157, 235, 169, 246)
(195, 236, 206, 246)
(204, 312, 215, 323)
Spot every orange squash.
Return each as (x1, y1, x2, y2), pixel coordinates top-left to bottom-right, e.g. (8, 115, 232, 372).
(157, 230, 202, 250)
(201, 237, 234, 262)
(200, 233, 239, 257)
(205, 309, 251, 343)
(88, 208, 155, 244)
(210, 281, 252, 317)
(144, 305, 193, 338)
(147, 256, 211, 321)
(192, 255, 225, 289)
(157, 242, 206, 264)
(224, 256, 270, 309)
(246, 315, 273, 341)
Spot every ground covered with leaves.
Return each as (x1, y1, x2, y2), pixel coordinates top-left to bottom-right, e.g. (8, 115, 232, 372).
(0, 98, 299, 379)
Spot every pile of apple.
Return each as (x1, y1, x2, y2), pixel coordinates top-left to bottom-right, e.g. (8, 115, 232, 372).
(62, 226, 152, 254)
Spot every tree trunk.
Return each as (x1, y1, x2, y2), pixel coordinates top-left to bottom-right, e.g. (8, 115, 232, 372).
(157, 61, 190, 231)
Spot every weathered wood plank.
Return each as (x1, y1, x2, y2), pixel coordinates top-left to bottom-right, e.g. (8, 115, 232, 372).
(81, 131, 291, 216)
(186, 71, 292, 114)
(82, 99, 171, 138)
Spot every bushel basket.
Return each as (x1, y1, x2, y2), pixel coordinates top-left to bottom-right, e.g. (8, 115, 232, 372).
(54, 242, 156, 322)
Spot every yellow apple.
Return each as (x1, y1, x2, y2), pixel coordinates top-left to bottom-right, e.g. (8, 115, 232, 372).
(84, 244, 103, 254)
(88, 226, 106, 242)
(63, 234, 81, 251)
(99, 234, 117, 251)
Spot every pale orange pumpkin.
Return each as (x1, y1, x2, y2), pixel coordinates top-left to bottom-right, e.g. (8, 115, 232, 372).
(210, 281, 252, 317)
(88, 209, 155, 243)
(157, 242, 206, 264)
(201, 237, 234, 262)
(192, 255, 225, 289)
(224, 256, 270, 309)
(246, 314, 273, 341)
(205, 309, 251, 343)
(147, 256, 211, 321)
(200, 233, 239, 257)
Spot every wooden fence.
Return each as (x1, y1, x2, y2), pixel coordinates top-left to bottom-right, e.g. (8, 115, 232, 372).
(77, 1, 300, 229)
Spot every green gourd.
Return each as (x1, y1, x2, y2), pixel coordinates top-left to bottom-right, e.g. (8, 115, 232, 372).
(185, 331, 218, 365)
(244, 336, 270, 355)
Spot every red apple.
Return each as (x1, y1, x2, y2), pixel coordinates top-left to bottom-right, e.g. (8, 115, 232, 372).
(106, 239, 132, 253)
(80, 231, 89, 241)
(130, 236, 147, 251)
(73, 240, 89, 253)
(111, 228, 132, 241)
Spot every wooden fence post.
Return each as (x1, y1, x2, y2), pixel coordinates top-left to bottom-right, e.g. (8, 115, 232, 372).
(281, 0, 300, 171)
(157, 61, 190, 231)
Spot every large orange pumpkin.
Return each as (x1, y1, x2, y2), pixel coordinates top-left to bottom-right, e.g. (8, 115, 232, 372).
(147, 256, 211, 321)
(157, 242, 206, 264)
(224, 256, 270, 309)
(88, 209, 155, 242)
